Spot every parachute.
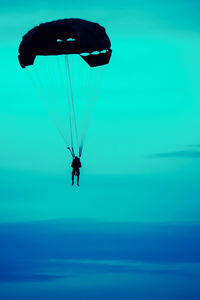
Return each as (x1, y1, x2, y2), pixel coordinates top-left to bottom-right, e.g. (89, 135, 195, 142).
(18, 18, 112, 157)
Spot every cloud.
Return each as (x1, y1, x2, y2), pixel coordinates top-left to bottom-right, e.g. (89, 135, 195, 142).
(189, 145, 200, 148)
(150, 150, 200, 159)
(1, 257, 199, 283)
(0, 273, 65, 283)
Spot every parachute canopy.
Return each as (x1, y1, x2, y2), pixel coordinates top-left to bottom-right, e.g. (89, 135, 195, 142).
(18, 18, 112, 68)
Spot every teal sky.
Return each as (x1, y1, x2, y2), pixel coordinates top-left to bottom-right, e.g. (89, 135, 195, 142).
(1, 0, 200, 222)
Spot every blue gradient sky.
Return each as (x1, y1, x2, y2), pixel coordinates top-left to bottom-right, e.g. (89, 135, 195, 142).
(1, 0, 200, 223)
(1, 2, 200, 300)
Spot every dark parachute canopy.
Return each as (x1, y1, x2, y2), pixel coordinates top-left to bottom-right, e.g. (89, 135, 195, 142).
(18, 18, 112, 68)
(18, 19, 112, 158)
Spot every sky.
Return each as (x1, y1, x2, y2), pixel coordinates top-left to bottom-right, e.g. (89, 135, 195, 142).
(1, 1, 200, 222)
(1, 1, 200, 299)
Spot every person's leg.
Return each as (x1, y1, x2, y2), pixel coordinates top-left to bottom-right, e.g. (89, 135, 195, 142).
(77, 171, 80, 186)
(72, 170, 75, 185)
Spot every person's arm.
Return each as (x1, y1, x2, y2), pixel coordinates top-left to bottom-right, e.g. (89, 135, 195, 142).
(67, 147, 75, 158)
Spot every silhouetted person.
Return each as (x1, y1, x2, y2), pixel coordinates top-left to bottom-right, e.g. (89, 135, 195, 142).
(71, 156, 81, 186)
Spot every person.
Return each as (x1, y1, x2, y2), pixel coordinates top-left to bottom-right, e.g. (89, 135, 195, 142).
(71, 156, 81, 186)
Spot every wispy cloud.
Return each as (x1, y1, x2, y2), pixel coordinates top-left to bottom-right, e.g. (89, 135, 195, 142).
(0, 272, 64, 283)
(150, 150, 200, 159)
(1, 257, 200, 283)
(189, 145, 200, 148)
